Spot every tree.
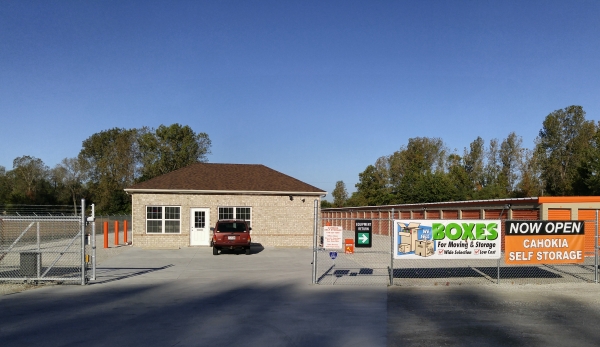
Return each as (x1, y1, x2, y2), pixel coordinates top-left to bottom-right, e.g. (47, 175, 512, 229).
(79, 128, 139, 213)
(535, 106, 596, 196)
(515, 147, 543, 197)
(574, 122, 600, 195)
(388, 137, 448, 203)
(320, 200, 333, 208)
(498, 132, 524, 196)
(463, 137, 485, 192)
(446, 153, 471, 201)
(331, 181, 348, 207)
(138, 124, 211, 181)
(352, 164, 390, 206)
(0, 165, 11, 205)
(11, 155, 49, 203)
(53, 157, 87, 213)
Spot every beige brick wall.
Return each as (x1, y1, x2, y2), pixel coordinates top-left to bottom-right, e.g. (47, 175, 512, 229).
(131, 193, 320, 249)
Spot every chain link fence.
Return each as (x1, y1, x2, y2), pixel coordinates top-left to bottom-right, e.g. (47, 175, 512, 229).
(316, 209, 600, 286)
(1, 203, 134, 285)
(0, 204, 86, 284)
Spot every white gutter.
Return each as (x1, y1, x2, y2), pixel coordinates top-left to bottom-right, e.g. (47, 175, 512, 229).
(124, 188, 327, 196)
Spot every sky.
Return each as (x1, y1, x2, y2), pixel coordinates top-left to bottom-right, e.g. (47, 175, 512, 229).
(1, 1, 600, 199)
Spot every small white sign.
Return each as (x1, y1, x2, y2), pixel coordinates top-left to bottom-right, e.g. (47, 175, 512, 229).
(323, 226, 343, 249)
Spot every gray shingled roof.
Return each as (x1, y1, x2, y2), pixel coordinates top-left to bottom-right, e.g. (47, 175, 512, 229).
(125, 163, 326, 194)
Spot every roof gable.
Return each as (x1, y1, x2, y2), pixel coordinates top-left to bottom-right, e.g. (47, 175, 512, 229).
(125, 163, 325, 194)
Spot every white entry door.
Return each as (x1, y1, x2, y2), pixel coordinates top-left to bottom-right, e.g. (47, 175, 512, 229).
(190, 208, 210, 246)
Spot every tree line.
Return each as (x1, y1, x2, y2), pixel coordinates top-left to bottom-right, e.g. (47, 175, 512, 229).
(325, 105, 600, 208)
(0, 124, 211, 214)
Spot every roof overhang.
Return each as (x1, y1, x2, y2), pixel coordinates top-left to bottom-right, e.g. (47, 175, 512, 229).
(124, 188, 327, 196)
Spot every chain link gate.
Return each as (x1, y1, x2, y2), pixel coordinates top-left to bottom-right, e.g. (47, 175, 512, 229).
(0, 200, 91, 285)
(314, 207, 393, 286)
(314, 206, 600, 286)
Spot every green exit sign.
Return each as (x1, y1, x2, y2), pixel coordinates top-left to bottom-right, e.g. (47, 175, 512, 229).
(355, 220, 372, 248)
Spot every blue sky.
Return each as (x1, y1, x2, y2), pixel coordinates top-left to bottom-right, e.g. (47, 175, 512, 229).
(1, 1, 599, 198)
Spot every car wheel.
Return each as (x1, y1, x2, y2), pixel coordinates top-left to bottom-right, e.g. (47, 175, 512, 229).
(213, 246, 219, 255)
(245, 247, 251, 255)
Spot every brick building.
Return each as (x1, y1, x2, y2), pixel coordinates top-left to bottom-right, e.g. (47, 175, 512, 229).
(322, 197, 600, 254)
(125, 163, 326, 249)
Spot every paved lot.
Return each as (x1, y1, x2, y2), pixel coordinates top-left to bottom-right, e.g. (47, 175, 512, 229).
(2, 246, 600, 346)
(0, 246, 386, 347)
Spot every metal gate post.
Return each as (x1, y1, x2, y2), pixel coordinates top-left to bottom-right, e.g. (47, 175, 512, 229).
(89, 204, 96, 281)
(37, 221, 41, 280)
(389, 208, 394, 286)
(594, 210, 598, 284)
(81, 199, 86, 285)
(312, 199, 318, 284)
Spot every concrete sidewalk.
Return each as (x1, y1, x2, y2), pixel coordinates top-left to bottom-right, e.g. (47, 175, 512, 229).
(0, 246, 387, 347)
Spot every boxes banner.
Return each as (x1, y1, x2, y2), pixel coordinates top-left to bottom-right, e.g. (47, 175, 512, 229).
(505, 220, 585, 264)
(394, 220, 501, 259)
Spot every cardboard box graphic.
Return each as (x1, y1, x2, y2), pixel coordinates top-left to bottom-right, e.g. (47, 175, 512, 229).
(415, 240, 434, 257)
(398, 222, 421, 252)
(399, 243, 411, 253)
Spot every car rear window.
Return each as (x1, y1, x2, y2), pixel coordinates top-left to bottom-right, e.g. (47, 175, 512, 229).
(216, 222, 247, 232)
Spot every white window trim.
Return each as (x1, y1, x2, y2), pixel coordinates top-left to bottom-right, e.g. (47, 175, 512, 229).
(146, 206, 181, 234)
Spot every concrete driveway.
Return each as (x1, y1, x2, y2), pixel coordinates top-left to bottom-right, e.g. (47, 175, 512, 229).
(2, 246, 600, 347)
(0, 247, 386, 347)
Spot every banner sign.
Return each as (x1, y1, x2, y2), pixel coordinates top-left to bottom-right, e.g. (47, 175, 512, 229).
(504, 220, 585, 264)
(393, 220, 501, 259)
(323, 225, 343, 250)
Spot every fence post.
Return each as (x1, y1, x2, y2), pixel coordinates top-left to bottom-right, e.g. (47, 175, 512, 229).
(36, 221, 41, 280)
(312, 199, 318, 285)
(594, 210, 598, 284)
(390, 208, 394, 286)
(81, 199, 86, 285)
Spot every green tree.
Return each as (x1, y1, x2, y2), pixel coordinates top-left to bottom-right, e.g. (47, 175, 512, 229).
(388, 137, 448, 203)
(10, 155, 49, 203)
(446, 153, 471, 201)
(535, 105, 596, 196)
(498, 132, 524, 196)
(79, 128, 138, 213)
(352, 164, 390, 206)
(515, 147, 543, 197)
(0, 165, 11, 205)
(138, 124, 211, 181)
(52, 157, 88, 213)
(463, 137, 485, 193)
(331, 180, 348, 207)
(574, 122, 600, 195)
(320, 200, 333, 208)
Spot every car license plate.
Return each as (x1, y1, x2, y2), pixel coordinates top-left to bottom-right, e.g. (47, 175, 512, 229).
(228, 236, 236, 240)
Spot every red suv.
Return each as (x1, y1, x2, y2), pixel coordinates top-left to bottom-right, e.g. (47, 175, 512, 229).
(211, 220, 252, 255)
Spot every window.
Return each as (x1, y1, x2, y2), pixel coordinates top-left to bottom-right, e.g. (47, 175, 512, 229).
(218, 207, 252, 226)
(146, 206, 181, 234)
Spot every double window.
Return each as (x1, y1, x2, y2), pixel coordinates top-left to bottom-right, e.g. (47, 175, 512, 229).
(146, 206, 181, 234)
(218, 207, 252, 226)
